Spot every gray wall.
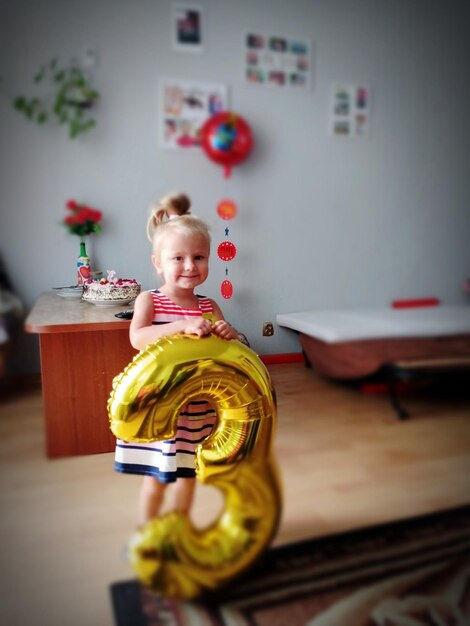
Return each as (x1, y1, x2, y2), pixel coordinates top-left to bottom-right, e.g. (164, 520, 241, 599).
(1, 0, 469, 375)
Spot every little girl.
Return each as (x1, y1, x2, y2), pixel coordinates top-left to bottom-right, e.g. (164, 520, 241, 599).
(114, 192, 243, 526)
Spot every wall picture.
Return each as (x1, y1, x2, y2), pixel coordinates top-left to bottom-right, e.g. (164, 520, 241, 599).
(160, 78, 228, 149)
(329, 83, 371, 138)
(243, 32, 312, 90)
(171, 4, 203, 53)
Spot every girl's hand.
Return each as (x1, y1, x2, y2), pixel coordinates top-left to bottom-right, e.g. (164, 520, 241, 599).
(183, 317, 212, 337)
(212, 319, 239, 340)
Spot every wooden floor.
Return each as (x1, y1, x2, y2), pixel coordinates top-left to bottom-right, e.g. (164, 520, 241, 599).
(0, 363, 469, 626)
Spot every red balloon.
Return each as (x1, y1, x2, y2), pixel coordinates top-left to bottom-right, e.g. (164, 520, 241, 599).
(200, 112, 253, 178)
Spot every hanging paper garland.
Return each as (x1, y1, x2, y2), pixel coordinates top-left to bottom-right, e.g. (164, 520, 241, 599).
(215, 199, 238, 300)
(201, 116, 252, 296)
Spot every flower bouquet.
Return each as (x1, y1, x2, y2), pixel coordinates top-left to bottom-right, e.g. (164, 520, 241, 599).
(63, 199, 102, 241)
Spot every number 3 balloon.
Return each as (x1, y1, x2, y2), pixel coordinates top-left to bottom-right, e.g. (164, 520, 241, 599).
(108, 333, 282, 599)
(200, 111, 254, 178)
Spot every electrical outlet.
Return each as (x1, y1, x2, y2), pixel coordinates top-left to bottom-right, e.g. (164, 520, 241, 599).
(263, 321, 274, 336)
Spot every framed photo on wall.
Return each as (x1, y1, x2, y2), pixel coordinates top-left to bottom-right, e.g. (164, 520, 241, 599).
(171, 4, 203, 53)
(159, 78, 228, 149)
(243, 32, 312, 90)
(329, 83, 371, 138)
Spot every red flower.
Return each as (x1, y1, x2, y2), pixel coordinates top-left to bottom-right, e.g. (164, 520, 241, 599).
(89, 209, 102, 222)
(62, 199, 103, 238)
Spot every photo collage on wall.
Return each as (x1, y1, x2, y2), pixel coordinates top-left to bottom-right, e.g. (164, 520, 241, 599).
(160, 78, 228, 149)
(243, 32, 311, 90)
(329, 84, 371, 138)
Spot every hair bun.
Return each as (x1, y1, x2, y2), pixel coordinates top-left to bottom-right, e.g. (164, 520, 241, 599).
(164, 192, 191, 216)
(146, 192, 192, 241)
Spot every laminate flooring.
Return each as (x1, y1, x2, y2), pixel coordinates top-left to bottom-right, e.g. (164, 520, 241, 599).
(1, 363, 469, 626)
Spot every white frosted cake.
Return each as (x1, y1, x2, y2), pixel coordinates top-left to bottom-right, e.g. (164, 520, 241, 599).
(82, 270, 141, 303)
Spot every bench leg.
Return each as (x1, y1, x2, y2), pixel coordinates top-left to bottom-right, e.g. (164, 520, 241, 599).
(302, 350, 312, 368)
(387, 375, 409, 420)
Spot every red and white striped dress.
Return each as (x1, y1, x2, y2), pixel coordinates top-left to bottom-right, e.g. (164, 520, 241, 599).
(114, 290, 217, 483)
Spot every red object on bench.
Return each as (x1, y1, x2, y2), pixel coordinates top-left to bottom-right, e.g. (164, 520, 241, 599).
(392, 298, 440, 309)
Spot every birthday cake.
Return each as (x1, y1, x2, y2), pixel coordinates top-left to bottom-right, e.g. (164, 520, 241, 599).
(82, 270, 141, 303)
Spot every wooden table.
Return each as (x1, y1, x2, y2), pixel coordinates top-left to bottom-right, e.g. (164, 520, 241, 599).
(25, 292, 137, 458)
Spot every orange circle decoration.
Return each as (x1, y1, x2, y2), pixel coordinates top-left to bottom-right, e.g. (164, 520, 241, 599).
(221, 280, 233, 299)
(217, 241, 237, 262)
(217, 199, 238, 221)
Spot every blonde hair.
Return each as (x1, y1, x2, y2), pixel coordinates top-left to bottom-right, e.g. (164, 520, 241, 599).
(147, 192, 211, 254)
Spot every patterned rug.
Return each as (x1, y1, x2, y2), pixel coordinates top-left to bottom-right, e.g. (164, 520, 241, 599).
(111, 506, 470, 626)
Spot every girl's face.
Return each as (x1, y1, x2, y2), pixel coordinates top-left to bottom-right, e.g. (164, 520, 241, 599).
(152, 231, 210, 290)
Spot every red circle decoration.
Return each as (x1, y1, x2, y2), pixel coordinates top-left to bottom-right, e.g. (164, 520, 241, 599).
(221, 280, 233, 299)
(200, 112, 254, 178)
(217, 241, 237, 262)
(217, 199, 238, 221)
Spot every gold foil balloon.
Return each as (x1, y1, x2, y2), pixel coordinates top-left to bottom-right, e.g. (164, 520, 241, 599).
(108, 333, 282, 599)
